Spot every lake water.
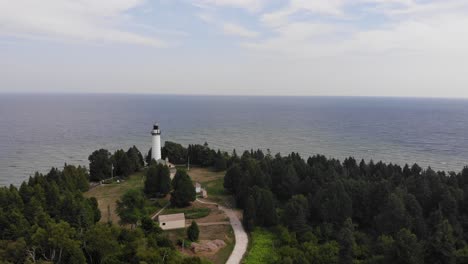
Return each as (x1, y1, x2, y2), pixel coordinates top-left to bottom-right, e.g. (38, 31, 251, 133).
(1, 94, 468, 186)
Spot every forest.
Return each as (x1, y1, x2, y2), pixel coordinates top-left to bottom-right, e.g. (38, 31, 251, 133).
(159, 142, 468, 263)
(224, 150, 468, 264)
(2, 140, 468, 263)
(0, 144, 208, 264)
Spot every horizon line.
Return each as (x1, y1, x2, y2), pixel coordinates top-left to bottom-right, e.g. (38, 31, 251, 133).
(1, 91, 468, 100)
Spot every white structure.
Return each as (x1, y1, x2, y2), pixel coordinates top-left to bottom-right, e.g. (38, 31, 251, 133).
(169, 168, 176, 180)
(151, 123, 162, 161)
(195, 182, 201, 193)
(158, 213, 185, 230)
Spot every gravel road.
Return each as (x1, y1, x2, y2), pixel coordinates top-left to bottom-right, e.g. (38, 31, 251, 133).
(196, 199, 248, 264)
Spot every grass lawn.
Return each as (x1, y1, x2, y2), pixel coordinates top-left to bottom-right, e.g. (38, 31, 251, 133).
(163, 207, 211, 219)
(163, 167, 236, 264)
(243, 228, 278, 264)
(85, 166, 236, 263)
(188, 167, 225, 184)
(211, 225, 235, 264)
(85, 167, 228, 224)
(165, 224, 235, 264)
(187, 167, 232, 206)
(84, 170, 168, 224)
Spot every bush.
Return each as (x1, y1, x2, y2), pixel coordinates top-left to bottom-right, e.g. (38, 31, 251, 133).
(185, 208, 211, 219)
(177, 238, 192, 248)
(163, 208, 211, 219)
(182, 257, 203, 264)
(187, 221, 200, 242)
(244, 228, 279, 264)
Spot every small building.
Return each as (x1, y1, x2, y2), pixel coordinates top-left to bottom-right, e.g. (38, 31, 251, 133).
(169, 167, 177, 180)
(158, 213, 185, 230)
(195, 182, 201, 193)
(158, 157, 175, 168)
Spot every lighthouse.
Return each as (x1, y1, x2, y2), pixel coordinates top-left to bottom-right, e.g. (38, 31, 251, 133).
(151, 123, 162, 161)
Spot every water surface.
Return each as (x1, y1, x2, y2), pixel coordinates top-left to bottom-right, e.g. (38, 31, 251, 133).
(1, 94, 467, 186)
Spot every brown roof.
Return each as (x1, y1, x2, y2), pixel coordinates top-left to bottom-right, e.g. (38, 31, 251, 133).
(158, 213, 185, 222)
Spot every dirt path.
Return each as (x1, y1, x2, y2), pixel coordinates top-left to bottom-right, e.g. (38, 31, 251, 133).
(196, 199, 248, 264)
(195, 221, 230, 226)
(150, 202, 170, 220)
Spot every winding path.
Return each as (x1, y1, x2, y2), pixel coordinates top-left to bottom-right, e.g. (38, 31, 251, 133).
(196, 199, 248, 264)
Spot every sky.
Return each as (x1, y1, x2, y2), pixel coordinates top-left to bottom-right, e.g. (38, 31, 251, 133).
(1, 0, 468, 97)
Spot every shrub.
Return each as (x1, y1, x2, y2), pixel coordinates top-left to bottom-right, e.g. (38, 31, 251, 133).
(187, 221, 200, 242)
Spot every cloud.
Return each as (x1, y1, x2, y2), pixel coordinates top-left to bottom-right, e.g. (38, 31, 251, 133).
(223, 23, 258, 38)
(243, 0, 468, 58)
(195, 9, 258, 39)
(2, 0, 468, 97)
(197, 13, 216, 23)
(261, 0, 346, 27)
(192, 0, 266, 12)
(0, 0, 166, 46)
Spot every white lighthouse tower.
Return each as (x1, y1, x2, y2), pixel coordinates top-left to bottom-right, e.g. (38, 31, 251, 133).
(151, 123, 162, 161)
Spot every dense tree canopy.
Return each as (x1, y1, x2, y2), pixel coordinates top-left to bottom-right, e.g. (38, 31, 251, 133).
(5, 142, 468, 263)
(162, 141, 188, 164)
(88, 149, 112, 181)
(143, 163, 171, 197)
(0, 146, 211, 264)
(0, 165, 100, 263)
(116, 189, 146, 228)
(112, 149, 133, 178)
(222, 148, 468, 264)
(171, 169, 196, 207)
(127, 145, 144, 172)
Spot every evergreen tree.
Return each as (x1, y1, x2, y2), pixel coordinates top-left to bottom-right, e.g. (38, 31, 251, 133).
(162, 141, 188, 164)
(170, 170, 196, 207)
(127, 146, 144, 172)
(338, 218, 355, 264)
(243, 195, 256, 232)
(224, 164, 242, 193)
(187, 221, 200, 242)
(392, 228, 423, 264)
(283, 195, 309, 234)
(140, 216, 162, 235)
(144, 163, 171, 197)
(312, 181, 352, 224)
(157, 164, 171, 196)
(146, 148, 152, 165)
(112, 149, 133, 178)
(256, 188, 277, 227)
(375, 192, 411, 235)
(214, 150, 228, 171)
(88, 149, 112, 181)
(84, 224, 120, 264)
(116, 189, 146, 228)
(172, 168, 190, 190)
(144, 163, 159, 197)
(425, 219, 456, 264)
(277, 165, 299, 200)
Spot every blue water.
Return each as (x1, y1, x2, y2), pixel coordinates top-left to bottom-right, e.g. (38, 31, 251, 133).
(1, 94, 468, 186)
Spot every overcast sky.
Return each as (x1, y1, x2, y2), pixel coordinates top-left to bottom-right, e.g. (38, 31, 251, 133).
(1, 0, 468, 97)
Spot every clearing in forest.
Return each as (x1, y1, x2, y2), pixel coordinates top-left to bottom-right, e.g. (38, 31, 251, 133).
(84, 171, 165, 224)
(243, 228, 278, 264)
